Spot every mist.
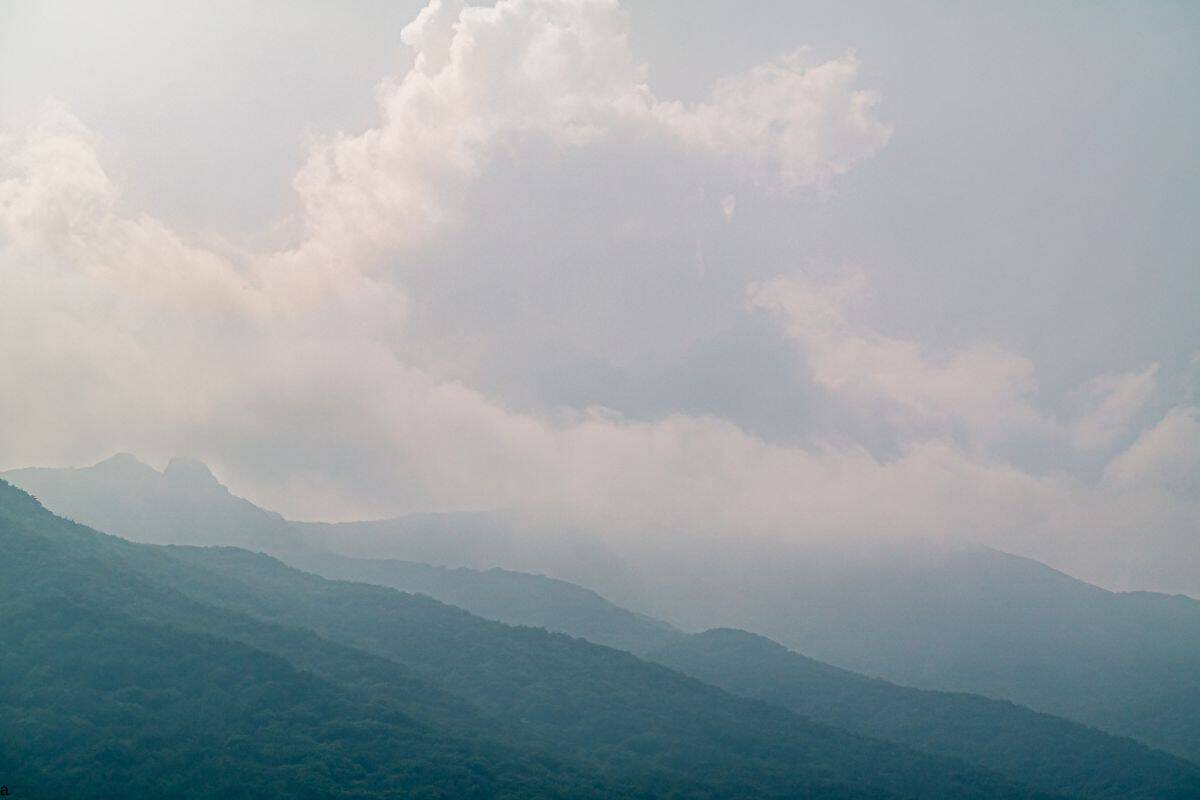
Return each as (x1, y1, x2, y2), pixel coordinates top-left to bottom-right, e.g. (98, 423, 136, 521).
(1, 0, 1197, 598)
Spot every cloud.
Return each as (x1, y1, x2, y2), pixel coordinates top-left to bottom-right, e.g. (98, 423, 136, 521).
(1104, 406, 1200, 498)
(0, 102, 258, 315)
(290, 0, 890, 265)
(0, 0, 893, 514)
(747, 268, 1049, 448)
(749, 268, 1168, 459)
(1071, 363, 1159, 449)
(653, 51, 892, 189)
(0, 0, 1196, 599)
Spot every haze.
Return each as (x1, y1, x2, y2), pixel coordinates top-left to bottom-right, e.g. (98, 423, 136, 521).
(1, 0, 1197, 597)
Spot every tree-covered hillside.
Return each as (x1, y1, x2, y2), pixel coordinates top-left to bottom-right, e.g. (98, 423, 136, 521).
(10, 454, 1200, 768)
(283, 550, 685, 655)
(9, 458, 1200, 798)
(684, 543, 1200, 763)
(0, 480, 1057, 799)
(0, 481, 625, 799)
(648, 628, 1200, 800)
(247, 550, 1200, 798)
(284, 550, 1200, 799)
(15, 455, 1200, 767)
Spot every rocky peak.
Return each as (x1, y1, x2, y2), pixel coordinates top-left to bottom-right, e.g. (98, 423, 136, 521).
(162, 457, 220, 488)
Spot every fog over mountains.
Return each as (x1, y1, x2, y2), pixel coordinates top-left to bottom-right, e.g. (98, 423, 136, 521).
(3, 0, 1198, 602)
(3, 1, 1197, 797)
(7, 454, 1200, 769)
(6, 469, 1200, 798)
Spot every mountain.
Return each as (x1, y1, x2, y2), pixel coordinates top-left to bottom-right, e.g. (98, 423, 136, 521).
(3, 454, 292, 551)
(1, 481, 621, 799)
(4, 455, 641, 599)
(8, 455, 1200, 764)
(8, 460, 1200, 799)
(282, 550, 685, 655)
(290, 511, 642, 600)
(4, 455, 675, 653)
(0, 479, 1063, 799)
(630, 539, 1200, 764)
(646, 628, 1200, 800)
(227, 550, 1200, 799)
(360, 514, 1200, 765)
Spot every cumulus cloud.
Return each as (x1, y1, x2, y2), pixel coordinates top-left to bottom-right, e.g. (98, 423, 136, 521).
(654, 51, 891, 189)
(747, 268, 1049, 447)
(1104, 406, 1200, 497)
(0, 102, 258, 315)
(748, 268, 1168, 457)
(291, 0, 890, 264)
(1071, 363, 1159, 449)
(0, 0, 1196, 599)
(0, 0, 894, 512)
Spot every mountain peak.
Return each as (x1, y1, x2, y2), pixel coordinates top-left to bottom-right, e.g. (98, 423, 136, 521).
(163, 457, 219, 487)
(92, 452, 156, 477)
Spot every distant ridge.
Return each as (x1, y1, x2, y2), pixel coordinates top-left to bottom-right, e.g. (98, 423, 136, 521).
(1, 478, 1071, 799)
(284, 549, 686, 655)
(646, 628, 1200, 800)
(6, 455, 1200, 765)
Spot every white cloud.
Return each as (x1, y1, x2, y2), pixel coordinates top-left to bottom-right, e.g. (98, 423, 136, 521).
(0, 0, 894, 516)
(1071, 363, 1159, 449)
(749, 268, 1168, 460)
(1104, 406, 1200, 498)
(290, 0, 890, 265)
(0, 102, 258, 315)
(747, 268, 1049, 447)
(0, 0, 1196, 599)
(654, 51, 892, 189)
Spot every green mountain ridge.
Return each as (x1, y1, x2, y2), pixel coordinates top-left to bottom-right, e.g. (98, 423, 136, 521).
(1, 481, 619, 798)
(249, 545, 1200, 799)
(647, 628, 1200, 800)
(282, 549, 686, 655)
(707, 543, 1200, 763)
(8, 456, 1200, 797)
(0, 480, 1061, 799)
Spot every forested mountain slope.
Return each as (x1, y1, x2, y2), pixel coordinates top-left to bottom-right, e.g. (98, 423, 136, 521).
(647, 628, 1200, 800)
(0, 480, 1057, 799)
(10, 455, 1200, 764)
(650, 542, 1200, 763)
(283, 550, 685, 654)
(279, 549, 1200, 798)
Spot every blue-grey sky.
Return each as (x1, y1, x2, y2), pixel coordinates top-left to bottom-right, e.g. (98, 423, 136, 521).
(1, 0, 1197, 594)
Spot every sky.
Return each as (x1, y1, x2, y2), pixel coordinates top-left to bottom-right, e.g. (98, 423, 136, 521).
(1, 0, 1198, 595)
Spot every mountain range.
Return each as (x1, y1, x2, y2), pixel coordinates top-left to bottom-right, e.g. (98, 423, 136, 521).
(1, 478, 1092, 799)
(6, 454, 1200, 792)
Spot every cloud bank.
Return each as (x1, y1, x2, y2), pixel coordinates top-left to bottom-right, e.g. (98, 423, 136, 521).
(293, 0, 890, 264)
(1, 0, 1196, 596)
(748, 268, 1162, 452)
